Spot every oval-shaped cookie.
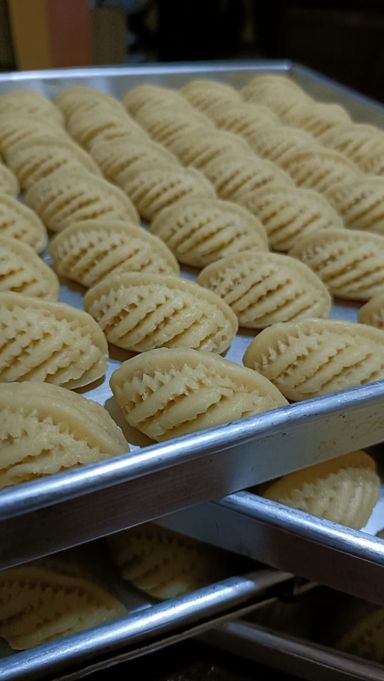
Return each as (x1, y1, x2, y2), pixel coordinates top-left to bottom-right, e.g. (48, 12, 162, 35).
(359, 291, 384, 329)
(67, 108, 147, 151)
(241, 75, 309, 117)
(0, 236, 59, 299)
(0, 194, 47, 252)
(135, 106, 213, 146)
(245, 124, 316, 164)
(207, 102, 278, 139)
(180, 79, 241, 112)
(0, 114, 68, 154)
(239, 187, 344, 251)
(109, 523, 229, 600)
(50, 220, 179, 287)
(0, 162, 19, 196)
(279, 148, 360, 193)
(326, 178, 384, 235)
(0, 89, 64, 125)
(151, 197, 268, 268)
(4, 137, 102, 191)
(290, 229, 384, 301)
(203, 152, 293, 202)
(198, 250, 331, 328)
(0, 381, 128, 488)
(120, 163, 215, 222)
(123, 84, 190, 116)
(167, 128, 250, 169)
(0, 562, 126, 649)
(283, 101, 351, 137)
(84, 273, 238, 354)
(320, 123, 384, 175)
(0, 292, 108, 388)
(90, 138, 178, 186)
(110, 348, 288, 441)
(243, 319, 384, 401)
(26, 170, 139, 232)
(263, 451, 380, 529)
(55, 86, 126, 119)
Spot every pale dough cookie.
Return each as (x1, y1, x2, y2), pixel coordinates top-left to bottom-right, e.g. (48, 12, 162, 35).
(0, 89, 64, 126)
(359, 292, 384, 329)
(0, 381, 128, 489)
(90, 138, 178, 186)
(198, 250, 331, 328)
(206, 102, 278, 139)
(109, 523, 230, 600)
(279, 148, 360, 193)
(0, 114, 69, 154)
(290, 228, 384, 301)
(50, 220, 179, 288)
(239, 187, 343, 252)
(0, 292, 108, 388)
(26, 170, 139, 232)
(263, 451, 379, 529)
(167, 128, 250, 169)
(150, 197, 268, 268)
(326, 177, 384, 235)
(0, 163, 19, 196)
(320, 123, 384, 175)
(243, 318, 384, 401)
(180, 79, 241, 112)
(55, 86, 126, 119)
(0, 194, 47, 252)
(84, 272, 238, 354)
(241, 75, 309, 117)
(134, 106, 213, 147)
(110, 347, 288, 441)
(123, 84, 191, 116)
(4, 137, 102, 191)
(283, 101, 351, 137)
(244, 124, 316, 164)
(67, 108, 147, 151)
(203, 152, 293, 203)
(0, 562, 126, 649)
(120, 163, 215, 222)
(0, 236, 59, 299)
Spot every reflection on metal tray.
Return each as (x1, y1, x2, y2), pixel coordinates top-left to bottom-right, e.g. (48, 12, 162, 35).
(1, 568, 293, 681)
(1, 61, 384, 570)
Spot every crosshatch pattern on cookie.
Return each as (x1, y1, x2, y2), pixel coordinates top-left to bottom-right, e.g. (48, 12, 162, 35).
(290, 229, 384, 301)
(84, 272, 238, 354)
(26, 170, 139, 231)
(198, 250, 331, 328)
(50, 220, 179, 288)
(0, 292, 108, 388)
(0, 236, 59, 299)
(109, 523, 230, 600)
(243, 318, 384, 401)
(151, 197, 268, 268)
(110, 347, 288, 441)
(0, 381, 128, 489)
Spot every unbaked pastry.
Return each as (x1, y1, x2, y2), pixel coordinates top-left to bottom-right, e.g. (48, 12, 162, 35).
(0, 194, 47, 252)
(90, 138, 178, 186)
(84, 272, 238, 354)
(198, 250, 331, 328)
(180, 78, 241, 112)
(110, 347, 288, 441)
(243, 318, 384, 401)
(0, 236, 59, 299)
(326, 177, 384, 235)
(359, 291, 384, 329)
(0, 381, 128, 488)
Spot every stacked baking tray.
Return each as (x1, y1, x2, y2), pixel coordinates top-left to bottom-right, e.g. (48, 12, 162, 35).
(2, 61, 384, 679)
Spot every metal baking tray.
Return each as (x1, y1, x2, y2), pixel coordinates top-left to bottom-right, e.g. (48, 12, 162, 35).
(1, 60, 384, 573)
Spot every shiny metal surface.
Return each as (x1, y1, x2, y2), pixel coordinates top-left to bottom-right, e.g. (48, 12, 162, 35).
(0, 570, 292, 681)
(202, 621, 384, 681)
(1, 60, 384, 570)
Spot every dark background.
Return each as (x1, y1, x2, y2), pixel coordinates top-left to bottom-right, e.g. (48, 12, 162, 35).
(125, 0, 384, 101)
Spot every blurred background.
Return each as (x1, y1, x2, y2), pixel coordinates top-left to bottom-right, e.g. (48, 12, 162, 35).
(1, 0, 384, 100)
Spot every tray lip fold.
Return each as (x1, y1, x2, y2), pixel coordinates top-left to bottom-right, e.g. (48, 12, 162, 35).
(2, 379, 384, 521)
